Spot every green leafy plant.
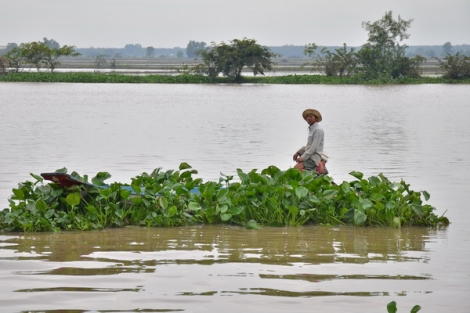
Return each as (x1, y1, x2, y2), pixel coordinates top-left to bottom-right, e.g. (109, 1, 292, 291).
(0, 164, 449, 232)
(387, 301, 421, 313)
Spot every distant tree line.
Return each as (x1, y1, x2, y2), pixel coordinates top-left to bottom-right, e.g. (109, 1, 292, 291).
(71, 45, 186, 58)
(2, 42, 468, 60)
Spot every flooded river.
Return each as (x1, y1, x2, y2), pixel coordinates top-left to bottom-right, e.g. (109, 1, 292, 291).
(1, 83, 469, 312)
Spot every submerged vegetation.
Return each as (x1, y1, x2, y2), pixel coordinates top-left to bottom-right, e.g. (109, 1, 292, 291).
(0, 163, 449, 232)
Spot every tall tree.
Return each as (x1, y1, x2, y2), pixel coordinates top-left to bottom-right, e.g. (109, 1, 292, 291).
(195, 38, 279, 82)
(357, 11, 422, 79)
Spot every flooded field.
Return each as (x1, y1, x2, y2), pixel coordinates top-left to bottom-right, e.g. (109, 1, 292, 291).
(1, 83, 469, 312)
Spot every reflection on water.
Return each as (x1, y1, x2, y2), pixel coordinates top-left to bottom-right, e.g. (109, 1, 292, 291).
(0, 226, 443, 312)
(3, 226, 437, 264)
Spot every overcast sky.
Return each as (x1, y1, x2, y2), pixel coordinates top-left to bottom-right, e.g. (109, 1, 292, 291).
(2, 0, 469, 48)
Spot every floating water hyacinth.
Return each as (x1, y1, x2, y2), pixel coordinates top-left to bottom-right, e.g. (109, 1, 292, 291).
(0, 163, 449, 232)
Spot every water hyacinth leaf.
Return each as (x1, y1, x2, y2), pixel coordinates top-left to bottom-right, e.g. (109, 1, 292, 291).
(12, 188, 25, 200)
(375, 201, 384, 211)
(66, 192, 81, 207)
(246, 219, 259, 229)
(340, 181, 350, 194)
(227, 207, 243, 215)
(346, 209, 367, 226)
(387, 301, 397, 313)
(51, 188, 63, 197)
(92, 172, 111, 186)
(308, 195, 321, 204)
(35, 199, 47, 211)
(45, 209, 54, 219)
(131, 197, 142, 205)
(54, 167, 68, 173)
(142, 198, 151, 208)
(158, 196, 168, 210)
(295, 186, 308, 199)
(359, 198, 373, 210)
(289, 206, 299, 216)
(322, 189, 338, 200)
(120, 189, 131, 200)
(386, 201, 396, 210)
(422, 190, 430, 201)
(180, 171, 192, 179)
(37, 185, 51, 195)
(30, 173, 44, 182)
(131, 179, 142, 194)
(26, 201, 36, 214)
(188, 202, 201, 211)
(219, 205, 228, 213)
(368, 175, 381, 186)
(115, 209, 124, 219)
(217, 188, 229, 200)
(220, 213, 232, 221)
(411, 305, 422, 313)
(86, 205, 98, 214)
(99, 188, 112, 199)
(411, 205, 425, 216)
(349, 171, 364, 180)
(174, 185, 187, 196)
(393, 217, 401, 228)
(179, 162, 192, 170)
(236, 169, 249, 183)
(285, 167, 302, 180)
(168, 206, 177, 216)
(287, 180, 298, 190)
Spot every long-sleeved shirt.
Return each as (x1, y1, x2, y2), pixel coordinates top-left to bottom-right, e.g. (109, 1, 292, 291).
(298, 122, 324, 165)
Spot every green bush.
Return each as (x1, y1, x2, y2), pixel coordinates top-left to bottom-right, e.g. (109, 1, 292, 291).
(434, 52, 470, 79)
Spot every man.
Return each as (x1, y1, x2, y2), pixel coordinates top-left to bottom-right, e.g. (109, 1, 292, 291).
(293, 109, 328, 174)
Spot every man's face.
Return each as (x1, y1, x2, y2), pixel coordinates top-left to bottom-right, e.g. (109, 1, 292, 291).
(305, 113, 316, 125)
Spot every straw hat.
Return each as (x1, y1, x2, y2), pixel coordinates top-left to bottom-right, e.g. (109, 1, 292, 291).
(302, 109, 322, 122)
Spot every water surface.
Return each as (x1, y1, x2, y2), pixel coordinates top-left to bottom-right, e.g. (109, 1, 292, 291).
(1, 83, 469, 312)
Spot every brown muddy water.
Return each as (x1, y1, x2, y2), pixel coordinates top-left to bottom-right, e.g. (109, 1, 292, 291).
(1, 83, 469, 312)
(0, 225, 450, 313)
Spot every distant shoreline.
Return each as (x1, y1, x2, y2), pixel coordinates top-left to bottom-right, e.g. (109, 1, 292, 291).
(5, 57, 445, 76)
